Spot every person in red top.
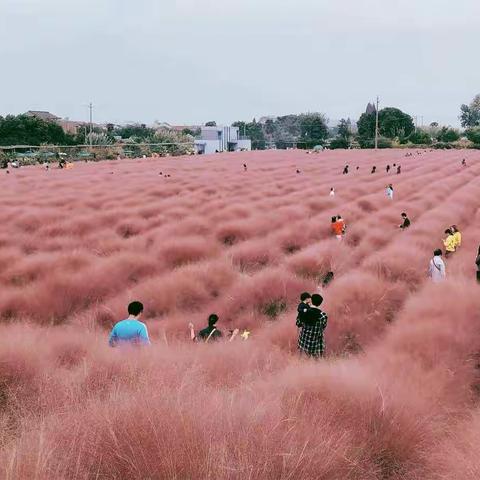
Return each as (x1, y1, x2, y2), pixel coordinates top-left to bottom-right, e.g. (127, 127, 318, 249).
(331, 215, 345, 240)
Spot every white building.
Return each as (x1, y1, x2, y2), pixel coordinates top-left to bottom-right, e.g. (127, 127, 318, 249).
(194, 126, 251, 155)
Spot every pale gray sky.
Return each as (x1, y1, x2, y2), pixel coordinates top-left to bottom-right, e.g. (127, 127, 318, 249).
(0, 0, 478, 126)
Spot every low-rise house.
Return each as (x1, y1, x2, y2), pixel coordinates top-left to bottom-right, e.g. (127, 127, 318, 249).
(194, 126, 251, 154)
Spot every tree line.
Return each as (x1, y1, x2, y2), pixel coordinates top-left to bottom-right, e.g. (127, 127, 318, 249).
(230, 93, 480, 150)
(1, 93, 479, 150)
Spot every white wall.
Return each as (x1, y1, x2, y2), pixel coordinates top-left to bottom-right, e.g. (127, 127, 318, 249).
(236, 139, 251, 151)
(195, 140, 221, 155)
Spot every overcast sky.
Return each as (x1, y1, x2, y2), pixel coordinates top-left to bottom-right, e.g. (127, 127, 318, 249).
(0, 0, 478, 126)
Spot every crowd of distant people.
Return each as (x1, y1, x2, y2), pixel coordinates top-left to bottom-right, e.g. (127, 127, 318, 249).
(4, 151, 476, 356)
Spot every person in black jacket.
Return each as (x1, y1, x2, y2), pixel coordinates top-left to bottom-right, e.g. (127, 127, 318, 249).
(189, 314, 223, 342)
(298, 294, 328, 358)
(399, 212, 411, 229)
(296, 292, 311, 327)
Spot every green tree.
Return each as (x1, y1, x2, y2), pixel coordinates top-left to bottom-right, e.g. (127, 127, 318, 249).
(378, 107, 414, 139)
(356, 112, 376, 139)
(113, 124, 156, 142)
(0, 115, 73, 146)
(329, 137, 349, 149)
(205, 121, 217, 127)
(299, 113, 328, 148)
(337, 118, 352, 141)
(465, 127, 480, 144)
(357, 107, 414, 142)
(232, 119, 266, 150)
(460, 94, 480, 128)
(264, 119, 275, 135)
(436, 127, 460, 143)
(406, 129, 432, 145)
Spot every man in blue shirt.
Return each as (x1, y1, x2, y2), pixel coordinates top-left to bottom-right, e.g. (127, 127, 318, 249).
(109, 301, 150, 347)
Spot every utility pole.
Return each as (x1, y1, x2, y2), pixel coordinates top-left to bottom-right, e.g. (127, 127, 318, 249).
(88, 102, 93, 148)
(375, 96, 379, 149)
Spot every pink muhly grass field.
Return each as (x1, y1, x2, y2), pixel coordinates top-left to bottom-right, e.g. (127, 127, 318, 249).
(1, 148, 480, 479)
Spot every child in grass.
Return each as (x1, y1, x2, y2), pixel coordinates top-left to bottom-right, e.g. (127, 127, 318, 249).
(296, 292, 311, 327)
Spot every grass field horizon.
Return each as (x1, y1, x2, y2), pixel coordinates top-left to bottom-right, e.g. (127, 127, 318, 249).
(1, 148, 480, 479)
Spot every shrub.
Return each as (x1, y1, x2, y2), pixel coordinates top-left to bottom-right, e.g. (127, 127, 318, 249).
(465, 127, 480, 144)
(329, 137, 349, 149)
(436, 127, 460, 143)
(432, 142, 453, 149)
(406, 130, 432, 145)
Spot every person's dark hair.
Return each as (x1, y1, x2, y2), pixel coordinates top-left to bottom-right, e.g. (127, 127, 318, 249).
(451, 225, 458, 232)
(331, 216, 336, 223)
(478, 245, 480, 256)
(337, 215, 342, 219)
(444, 229, 452, 235)
(434, 249, 442, 256)
(128, 301, 144, 316)
(208, 313, 219, 327)
(300, 292, 311, 302)
(311, 294, 323, 307)
(401, 212, 407, 217)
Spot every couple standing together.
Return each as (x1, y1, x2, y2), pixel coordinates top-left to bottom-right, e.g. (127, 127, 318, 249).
(296, 292, 328, 358)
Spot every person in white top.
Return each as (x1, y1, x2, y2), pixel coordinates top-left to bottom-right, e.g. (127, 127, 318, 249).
(428, 249, 446, 282)
(386, 184, 394, 200)
(329, 187, 335, 197)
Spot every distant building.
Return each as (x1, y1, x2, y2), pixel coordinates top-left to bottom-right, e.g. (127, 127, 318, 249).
(153, 122, 199, 134)
(25, 111, 60, 122)
(57, 119, 89, 135)
(194, 126, 251, 154)
(24, 111, 97, 135)
(366, 102, 377, 115)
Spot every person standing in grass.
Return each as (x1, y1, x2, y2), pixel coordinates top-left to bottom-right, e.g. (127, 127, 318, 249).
(336, 215, 346, 236)
(331, 215, 345, 240)
(451, 225, 462, 250)
(399, 212, 410, 229)
(443, 229, 456, 258)
(109, 301, 150, 347)
(428, 249, 446, 282)
(298, 294, 328, 358)
(386, 184, 394, 200)
(189, 314, 223, 342)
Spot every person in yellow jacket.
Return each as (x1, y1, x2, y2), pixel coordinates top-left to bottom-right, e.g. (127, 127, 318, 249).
(443, 228, 456, 257)
(451, 225, 462, 250)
